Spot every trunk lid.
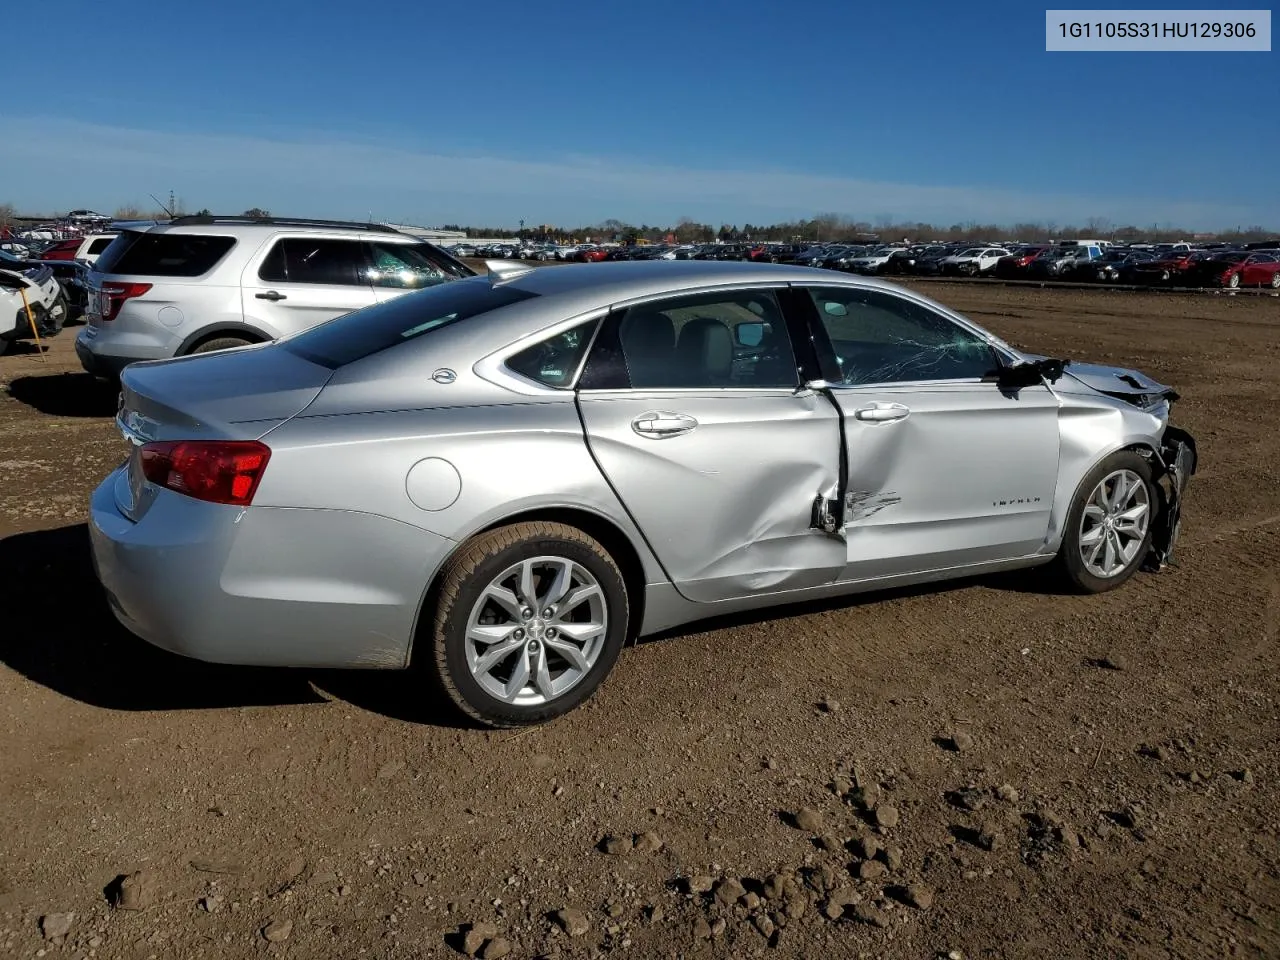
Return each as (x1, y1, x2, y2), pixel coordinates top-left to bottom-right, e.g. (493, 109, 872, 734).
(114, 344, 334, 521)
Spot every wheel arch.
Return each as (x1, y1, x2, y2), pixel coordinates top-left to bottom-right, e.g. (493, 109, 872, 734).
(407, 506, 649, 668)
(177, 322, 274, 356)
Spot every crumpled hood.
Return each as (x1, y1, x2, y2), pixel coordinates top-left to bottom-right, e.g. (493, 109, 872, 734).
(1022, 354, 1177, 401)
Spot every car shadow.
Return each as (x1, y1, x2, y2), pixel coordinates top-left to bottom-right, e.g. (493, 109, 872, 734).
(6, 373, 119, 418)
(1, 341, 50, 357)
(0, 523, 467, 727)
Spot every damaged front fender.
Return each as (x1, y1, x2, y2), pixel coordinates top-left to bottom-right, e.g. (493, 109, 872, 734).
(1143, 425, 1198, 571)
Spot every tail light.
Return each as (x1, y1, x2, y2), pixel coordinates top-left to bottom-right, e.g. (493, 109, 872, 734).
(140, 440, 271, 506)
(100, 282, 152, 321)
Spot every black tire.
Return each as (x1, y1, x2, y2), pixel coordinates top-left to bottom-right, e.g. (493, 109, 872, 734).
(189, 335, 254, 355)
(1226, 273, 1241, 289)
(1054, 450, 1156, 594)
(45, 293, 68, 334)
(1271, 272, 1280, 289)
(429, 521, 629, 728)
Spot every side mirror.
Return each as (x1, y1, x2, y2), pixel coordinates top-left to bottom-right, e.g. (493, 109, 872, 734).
(999, 357, 1065, 388)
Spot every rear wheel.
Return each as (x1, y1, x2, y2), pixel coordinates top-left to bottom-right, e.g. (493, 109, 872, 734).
(1271, 273, 1280, 289)
(429, 522, 628, 727)
(1054, 451, 1155, 593)
(189, 335, 255, 355)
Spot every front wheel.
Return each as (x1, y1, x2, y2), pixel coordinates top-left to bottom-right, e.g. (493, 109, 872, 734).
(1054, 451, 1156, 593)
(428, 522, 629, 727)
(1226, 272, 1241, 289)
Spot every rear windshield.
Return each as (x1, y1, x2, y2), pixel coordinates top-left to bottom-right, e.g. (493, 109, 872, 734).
(94, 230, 236, 277)
(281, 278, 539, 368)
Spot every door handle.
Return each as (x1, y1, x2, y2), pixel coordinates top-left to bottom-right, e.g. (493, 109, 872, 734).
(631, 411, 698, 438)
(255, 290, 287, 301)
(854, 403, 910, 422)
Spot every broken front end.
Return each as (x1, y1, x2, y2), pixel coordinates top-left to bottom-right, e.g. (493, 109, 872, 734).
(1143, 423, 1197, 571)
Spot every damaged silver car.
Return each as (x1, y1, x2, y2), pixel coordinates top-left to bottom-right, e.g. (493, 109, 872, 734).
(89, 260, 1197, 726)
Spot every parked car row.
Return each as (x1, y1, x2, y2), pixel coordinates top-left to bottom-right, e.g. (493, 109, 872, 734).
(475, 238, 1280, 289)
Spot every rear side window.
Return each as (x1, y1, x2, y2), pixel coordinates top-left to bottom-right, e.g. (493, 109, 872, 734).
(282, 279, 539, 368)
(86, 237, 115, 255)
(258, 238, 368, 286)
(506, 320, 598, 388)
(93, 230, 236, 277)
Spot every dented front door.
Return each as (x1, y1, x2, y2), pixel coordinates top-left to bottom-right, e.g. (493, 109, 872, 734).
(577, 389, 845, 602)
(832, 381, 1060, 581)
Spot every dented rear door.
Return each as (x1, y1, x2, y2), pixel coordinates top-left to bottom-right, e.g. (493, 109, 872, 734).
(575, 287, 845, 604)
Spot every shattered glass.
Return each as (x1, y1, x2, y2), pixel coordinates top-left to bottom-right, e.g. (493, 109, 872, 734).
(810, 289, 999, 385)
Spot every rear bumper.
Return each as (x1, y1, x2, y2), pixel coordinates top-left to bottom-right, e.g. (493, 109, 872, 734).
(75, 336, 133, 378)
(89, 470, 456, 668)
(75, 327, 168, 379)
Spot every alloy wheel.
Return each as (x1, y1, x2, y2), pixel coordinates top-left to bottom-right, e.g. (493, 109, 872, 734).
(1078, 469, 1150, 578)
(464, 556, 607, 705)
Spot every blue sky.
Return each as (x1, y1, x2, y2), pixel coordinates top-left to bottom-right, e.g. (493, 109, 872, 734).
(3, 1, 1276, 230)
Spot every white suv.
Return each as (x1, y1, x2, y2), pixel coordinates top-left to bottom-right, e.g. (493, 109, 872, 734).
(75, 217, 474, 379)
(940, 247, 1011, 276)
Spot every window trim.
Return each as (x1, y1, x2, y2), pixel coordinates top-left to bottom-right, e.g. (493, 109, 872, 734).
(795, 282, 1019, 389)
(501, 316, 604, 392)
(474, 307, 611, 397)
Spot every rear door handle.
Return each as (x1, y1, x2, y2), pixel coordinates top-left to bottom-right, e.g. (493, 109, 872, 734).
(255, 290, 287, 301)
(854, 403, 910, 422)
(632, 411, 698, 438)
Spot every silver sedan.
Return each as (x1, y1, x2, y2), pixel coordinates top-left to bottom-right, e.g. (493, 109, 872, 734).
(90, 261, 1197, 726)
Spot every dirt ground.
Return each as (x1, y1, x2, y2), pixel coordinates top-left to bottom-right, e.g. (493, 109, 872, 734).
(0, 281, 1276, 960)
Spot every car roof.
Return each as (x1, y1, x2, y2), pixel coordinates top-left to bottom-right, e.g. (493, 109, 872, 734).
(131, 216, 416, 241)
(501, 259, 902, 303)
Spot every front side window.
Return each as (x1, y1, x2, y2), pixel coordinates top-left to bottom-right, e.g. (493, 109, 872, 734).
(258, 238, 368, 286)
(589, 288, 798, 390)
(365, 242, 468, 289)
(806, 287, 997, 386)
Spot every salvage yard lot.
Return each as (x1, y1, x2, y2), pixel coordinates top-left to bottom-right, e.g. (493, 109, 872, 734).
(0, 281, 1276, 959)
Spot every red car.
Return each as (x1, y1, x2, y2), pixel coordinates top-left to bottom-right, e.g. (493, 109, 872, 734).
(37, 238, 85, 260)
(1186, 251, 1280, 288)
(575, 248, 608, 262)
(992, 245, 1049, 277)
(1128, 250, 1204, 284)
